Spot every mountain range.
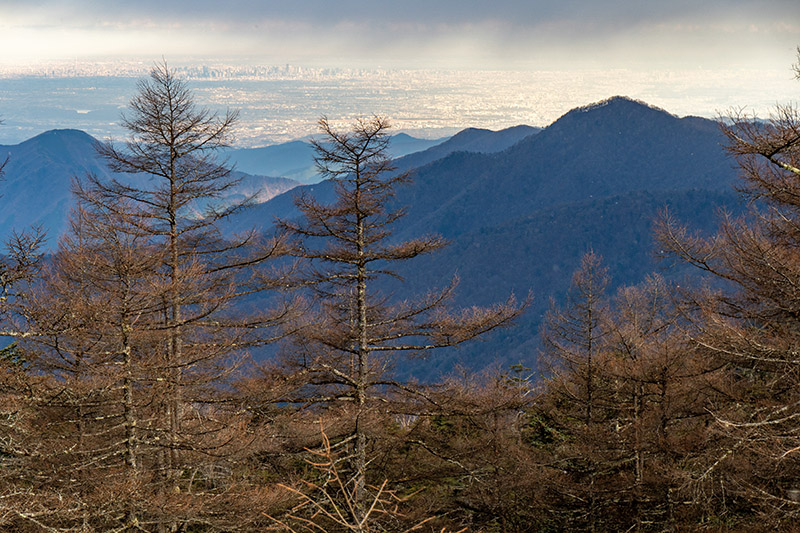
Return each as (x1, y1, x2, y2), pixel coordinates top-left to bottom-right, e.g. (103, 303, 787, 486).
(0, 130, 301, 246)
(230, 97, 741, 375)
(0, 128, 499, 246)
(0, 97, 742, 376)
(221, 126, 541, 186)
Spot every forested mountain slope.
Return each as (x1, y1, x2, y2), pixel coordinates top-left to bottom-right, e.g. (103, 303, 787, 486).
(0, 98, 741, 374)
(238, 97, 741, 374)
(0, 129, 112, 245)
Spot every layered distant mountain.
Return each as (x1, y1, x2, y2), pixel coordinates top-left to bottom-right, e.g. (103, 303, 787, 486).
(222, 140, 316, 183)
(223, 124, 542, 235)
(223, 132, 453, 184)
(398, 124, 540, 171)
(234, 97, 742, 375)
(0, 125, 541, 249)
(0, 130, 300, 246)
(0, 99, 742, 376)
(0, 129, 113, 246)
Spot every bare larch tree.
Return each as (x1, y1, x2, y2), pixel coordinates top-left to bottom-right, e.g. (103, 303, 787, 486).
(275, 116, 522, 531)
(13, 61, 288, 532)
(658, 55, 800, 527)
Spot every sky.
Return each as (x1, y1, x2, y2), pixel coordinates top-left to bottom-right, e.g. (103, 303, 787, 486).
(2, 0, 800, 71)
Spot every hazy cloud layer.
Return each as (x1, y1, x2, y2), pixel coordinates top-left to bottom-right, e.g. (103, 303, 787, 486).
(2, 1, 799, 69)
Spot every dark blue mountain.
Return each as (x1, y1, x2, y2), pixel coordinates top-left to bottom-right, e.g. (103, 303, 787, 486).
(223, 124, 541, 235)
(234, 97, 741, 375)
(0, 98, 742, 376)
(0, 129, 111, 246)
(398, 96, 731, 241)
(0, 130, 299, 247)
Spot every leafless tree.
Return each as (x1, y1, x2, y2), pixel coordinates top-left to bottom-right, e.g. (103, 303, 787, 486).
(9, 61, 289, 532)
(541, 251, 610, 429)
(538, 252, 624, 531)
(657, 52, 800, 527)
(604, 275, 723, 530)
(274, 116, 522, 530)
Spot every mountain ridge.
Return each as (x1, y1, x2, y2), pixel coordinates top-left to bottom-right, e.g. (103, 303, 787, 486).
(0, 131, 300, 246)
(233, 96, 740, 375)
(0, 98, 742, 376)
(392, 96, 732, 243)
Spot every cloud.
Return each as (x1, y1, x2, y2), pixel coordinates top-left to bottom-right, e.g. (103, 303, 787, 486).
(1, 0, 799, 69)
(7, 0, 797, 32)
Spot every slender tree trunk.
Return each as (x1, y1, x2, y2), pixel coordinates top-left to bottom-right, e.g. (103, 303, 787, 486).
(586, 305, 596, 533)
(122, 317, 139, 527)
(659, 373, 674, 531)
(586, 307, 594, 428)
(588, 473, 596, 533)
(354, 171, 368, 530)
(165, 145, 182, 533)
(74, 368, 89, 531)
(634, 382, 643, 533)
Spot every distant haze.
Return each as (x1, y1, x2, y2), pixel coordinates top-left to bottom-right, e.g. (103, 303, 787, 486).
(0, 69, 797, 148)
(1, 1, 799, 71)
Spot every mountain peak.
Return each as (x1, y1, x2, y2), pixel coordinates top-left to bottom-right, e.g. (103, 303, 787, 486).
(20, 129, 100, 154)
(450, 127, 491, 139)
(28, 128, 97, 142)
(539, 96, 679, 139)
(568, 96, 675, 118)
